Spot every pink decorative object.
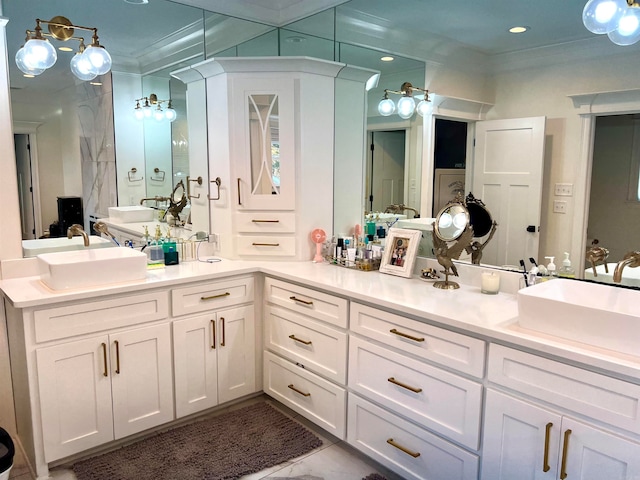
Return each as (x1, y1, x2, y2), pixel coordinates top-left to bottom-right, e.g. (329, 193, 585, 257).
(310, 228, 327, 263)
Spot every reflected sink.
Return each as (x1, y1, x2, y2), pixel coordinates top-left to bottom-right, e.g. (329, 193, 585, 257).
(38, 248, 148, 291)
(22, 236, 113, 258)
(518, 279, 640, 356)
(108, 206, 155, 223)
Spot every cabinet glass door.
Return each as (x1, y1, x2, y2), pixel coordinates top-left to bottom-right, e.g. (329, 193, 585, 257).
(248, 94, 280, 196)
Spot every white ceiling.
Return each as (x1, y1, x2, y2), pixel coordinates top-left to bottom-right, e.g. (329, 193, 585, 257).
(3, 0, 636, 103)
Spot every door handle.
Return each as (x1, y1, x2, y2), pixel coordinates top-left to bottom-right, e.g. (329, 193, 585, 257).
(527, 225, 537, 233)
(211, 319, 216, 349)
(101, 343, 108, 377)
(220, 317, 225, 347)
(543, 422, 553, 472)
(560, 429, 572, 479)
(114, 340, 121, 374)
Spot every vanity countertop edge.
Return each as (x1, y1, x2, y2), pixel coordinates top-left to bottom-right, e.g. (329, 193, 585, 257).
(2, 258, 640, 383)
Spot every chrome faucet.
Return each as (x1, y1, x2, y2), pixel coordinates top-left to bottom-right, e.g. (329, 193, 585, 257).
(585, 245, 609, 277)
(67, 224, 89, 247)
(613, 251, 640, 283)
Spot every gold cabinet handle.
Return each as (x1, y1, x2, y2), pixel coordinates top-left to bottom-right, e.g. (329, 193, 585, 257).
(211, 319, 216, 349)
(289, 296, 313, 306)
(252, 219, 280, 223)
(114, 340, 121, 374)
(101, 342, 108, 377)
(237, 177, 242, 205)
(543, 422, 553, 472)
(201, 292, 230, 301)
(388, 377, 423, 393)
(288, 384, 311, 397)
(208, 177, 222, 201)
(289, 334, 312, 345)
(386, 438, 421, 458)
(560, 429, 572, 479)
(252, 242, 280, 247)
(390, 328, 425, 343)
(220, 317, 225, 347)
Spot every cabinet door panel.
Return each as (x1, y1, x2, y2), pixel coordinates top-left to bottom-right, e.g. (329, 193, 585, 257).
(37, 336, 114, 462)
(111, 324, 174, 439)
(482, 389, 561, 480)
(563, 417, 640, 480)
(217, 305, 256, 403)
(173, 314, 219, 418)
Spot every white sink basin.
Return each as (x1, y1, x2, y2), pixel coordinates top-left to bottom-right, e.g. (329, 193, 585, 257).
(518, 279, 640, 356)
(108, 206, 155, 223)
(38, 248, 148, 291)
(22, 236, 113, 258)
(584, 262, 640, 288)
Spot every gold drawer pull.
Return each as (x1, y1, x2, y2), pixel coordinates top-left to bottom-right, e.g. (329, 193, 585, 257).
(560, 429, 572, 479)
(288, 384, 311, 397)
(101, 343, 108, 377)
(289, 334, 312, 345)
(252, 219, 280, 223)
(289, 296, 313, 306)
(201, 292, 231, 301)
(386, 438, 421, 458)
(388, 377, 423, 393)
(543, 422, 553, 472)
(390, 329, 425, 343)
(252, 242, 280, 247)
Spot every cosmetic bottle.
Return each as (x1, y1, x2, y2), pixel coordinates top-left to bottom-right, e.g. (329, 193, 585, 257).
(164, 246, 179, 265)
(544, 256, 557, 279)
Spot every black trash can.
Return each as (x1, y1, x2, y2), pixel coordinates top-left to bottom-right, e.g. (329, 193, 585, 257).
(0, 428, 14, 480)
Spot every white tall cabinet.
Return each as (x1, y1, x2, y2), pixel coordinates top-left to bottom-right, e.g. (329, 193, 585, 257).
(174, 57, 376, 260)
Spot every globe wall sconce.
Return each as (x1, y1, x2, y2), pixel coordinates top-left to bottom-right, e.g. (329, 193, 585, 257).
(583, 0, 640, 45)
(378, 82, 433, 119)
(15, 16, 112, 81)
(134, 93, 177, 123)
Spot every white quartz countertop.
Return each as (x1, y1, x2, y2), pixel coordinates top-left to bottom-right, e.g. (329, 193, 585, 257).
(2, 258, 640, 382)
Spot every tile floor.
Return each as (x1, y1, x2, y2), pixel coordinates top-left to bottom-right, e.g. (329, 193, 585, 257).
(7, 395, 403, 480)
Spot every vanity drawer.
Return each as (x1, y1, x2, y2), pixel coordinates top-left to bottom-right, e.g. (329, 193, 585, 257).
(349, 336, 482, 450)
(235, 212, 296, 233)
(236, 236, 296, 257)
(34, 291, 169, 343)
(265, 305, 347, 384)
(351, 302, 486, 378)
(348, 394, 479, 480)
(263, 351, 346, 439)
(171, 276, 254, 317)
(488, 343, 640, 435)
(265, 277, 348, 328)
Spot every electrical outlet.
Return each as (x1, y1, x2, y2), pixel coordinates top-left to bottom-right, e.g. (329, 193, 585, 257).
(553, 200, 567, 214)
(208, 233, 219, 244)
(554, 183, 573, 196)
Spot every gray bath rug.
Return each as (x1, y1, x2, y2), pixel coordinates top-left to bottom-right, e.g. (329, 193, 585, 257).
(72, 402, 322, 480)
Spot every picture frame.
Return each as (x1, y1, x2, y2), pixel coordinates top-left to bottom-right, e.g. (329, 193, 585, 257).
(379, 227, 422, 278)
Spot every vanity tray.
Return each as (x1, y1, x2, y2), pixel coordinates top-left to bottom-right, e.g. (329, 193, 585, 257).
(326, 256, 381, 271)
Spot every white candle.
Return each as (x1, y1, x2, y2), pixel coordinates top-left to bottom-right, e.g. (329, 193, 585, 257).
(481, 271, 500, 294)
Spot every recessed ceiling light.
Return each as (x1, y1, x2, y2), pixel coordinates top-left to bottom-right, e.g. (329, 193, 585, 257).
(58, 46, 73, 52)
(124, 0, 149, 4)
(90, 82, 102, 86)
(285, 36, 306, 43)
(509, 26, 530, 34)
(23, 74, 35, 78)
(381, 56, 394, 62)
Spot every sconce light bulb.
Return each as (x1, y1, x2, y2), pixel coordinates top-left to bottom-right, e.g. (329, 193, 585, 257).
(608, 6, 640, 44)
(416, 99, 433, 117)
(378, 97, 396, 116)
(70, 52, 97, 81)
(15, 47, 45, 76)
(397, 96, 416, 119)
(438, 212, 453, 229)
(21, 38, 57, 70)
(154, 106, 165, 122)
(165, 107, 177, 122)
(583, 0, 626, 34)
(134, 106, 144, 120)
(83, 45, 112, 75)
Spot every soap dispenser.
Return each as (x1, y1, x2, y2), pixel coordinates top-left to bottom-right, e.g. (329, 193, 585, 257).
(558, 252, 576, 278)
(545, 256, 557, 278)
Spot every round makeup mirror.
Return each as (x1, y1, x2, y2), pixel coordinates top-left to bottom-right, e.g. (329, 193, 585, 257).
(434, 203, 470, 242)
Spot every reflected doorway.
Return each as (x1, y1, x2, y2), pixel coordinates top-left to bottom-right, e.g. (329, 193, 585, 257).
(14, 133, 38, 240)
(367, 130, 406, 214)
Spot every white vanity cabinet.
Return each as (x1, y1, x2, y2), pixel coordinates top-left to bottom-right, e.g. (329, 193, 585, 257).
(262, 277, 348, 438)
(37, 323, 173, 462)
(482, 344, 640, 480)
(347, 302, 484, 480)
(172, 277, 256, 418)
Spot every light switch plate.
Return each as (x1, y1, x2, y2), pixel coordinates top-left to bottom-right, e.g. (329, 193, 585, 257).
(553, 200, 567, 213)
(554, 183, 573, 196)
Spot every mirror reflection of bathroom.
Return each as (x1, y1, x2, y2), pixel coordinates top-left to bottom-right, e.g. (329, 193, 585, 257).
(585, 114, 640, 287)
